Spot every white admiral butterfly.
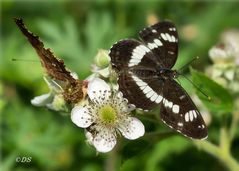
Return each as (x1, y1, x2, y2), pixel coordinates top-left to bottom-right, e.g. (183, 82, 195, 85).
(109, 21, 208, 139)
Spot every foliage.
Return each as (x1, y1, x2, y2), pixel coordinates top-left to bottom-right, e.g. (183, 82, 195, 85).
(191, 68, 233, 114)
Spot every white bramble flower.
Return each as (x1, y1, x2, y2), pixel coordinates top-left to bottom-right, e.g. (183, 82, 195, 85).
(71, 78, 145, 153)
(207, 30, 239, 92)
(209, 30, 239, 65)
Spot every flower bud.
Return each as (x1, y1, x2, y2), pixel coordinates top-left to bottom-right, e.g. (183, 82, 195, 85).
(47, 94, 68, 112)
(94, 49, 110, 68)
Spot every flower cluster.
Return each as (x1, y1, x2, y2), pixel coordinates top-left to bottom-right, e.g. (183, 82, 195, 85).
(32, 50, 145, 153)
(207, 30, 239, 93)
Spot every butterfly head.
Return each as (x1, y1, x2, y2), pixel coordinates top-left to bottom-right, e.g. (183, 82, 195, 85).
(158, 69, 179, 80)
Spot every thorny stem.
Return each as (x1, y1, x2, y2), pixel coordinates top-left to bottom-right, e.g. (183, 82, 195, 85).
(194, 110, 239, 171)
(194, 140, 239, 171)
(194, 95, 239, 171)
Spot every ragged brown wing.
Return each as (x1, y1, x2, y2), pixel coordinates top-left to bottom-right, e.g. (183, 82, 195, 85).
(14, 18, 76, 85)
(15, 18, 85, 103)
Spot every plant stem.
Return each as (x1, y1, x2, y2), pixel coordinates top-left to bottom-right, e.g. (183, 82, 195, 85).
(194, 140, 239, 171)
(105, 144, 118, 171)
(230, 97, 239, 142)
(229, 111, 239, 142)
(220, 127, 230, 153)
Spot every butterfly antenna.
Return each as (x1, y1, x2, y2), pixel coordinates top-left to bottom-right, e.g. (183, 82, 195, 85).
(178, 56, 199, 73)
(12, 58, 39, 62)
(181, 74, 211, 100)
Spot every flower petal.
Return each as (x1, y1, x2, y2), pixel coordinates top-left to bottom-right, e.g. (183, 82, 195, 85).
(97, 67, 110, 78)
(85, 73, 97, 82)
(119, 117, 145, 140)
(93, 129, 116, 153)
(116, 92, 136, 112)
(71, 106, 93, 128)
(127, 104, 136, 112)
(85, 130, 93, 145)
(31, 93, 53, 106)
(87, 78, 111, 103)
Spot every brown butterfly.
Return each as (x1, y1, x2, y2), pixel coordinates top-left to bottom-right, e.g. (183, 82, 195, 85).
(14, 18, 87, 104)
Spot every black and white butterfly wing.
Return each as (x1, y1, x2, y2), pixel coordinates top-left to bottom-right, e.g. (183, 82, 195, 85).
(110, 39, 164, 110)
(139, 21, 178, 69)
(110, 39, 159, 70)
(160, 79, 208, 139)
(118, 71, 164, 110)
(109, 21, 208, 139)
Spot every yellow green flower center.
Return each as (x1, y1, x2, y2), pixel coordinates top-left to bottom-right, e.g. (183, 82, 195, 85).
(99, 105, 117, 124)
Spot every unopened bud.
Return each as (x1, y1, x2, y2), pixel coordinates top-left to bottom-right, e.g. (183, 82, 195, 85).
(49, 94, 68, 112)
(94, 49, 110, 68)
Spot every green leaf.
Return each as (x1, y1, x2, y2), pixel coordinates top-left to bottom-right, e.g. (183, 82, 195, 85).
(191, 68, 233, 114)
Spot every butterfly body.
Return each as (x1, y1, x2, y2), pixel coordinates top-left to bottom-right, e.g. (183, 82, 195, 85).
(109, 21, 208, 139)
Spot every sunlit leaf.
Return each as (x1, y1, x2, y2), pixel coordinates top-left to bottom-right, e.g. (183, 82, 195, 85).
(191, 68, 233, 114)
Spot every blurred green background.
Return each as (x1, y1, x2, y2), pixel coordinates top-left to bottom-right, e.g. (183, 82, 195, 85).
(1, 1, 239, 171)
